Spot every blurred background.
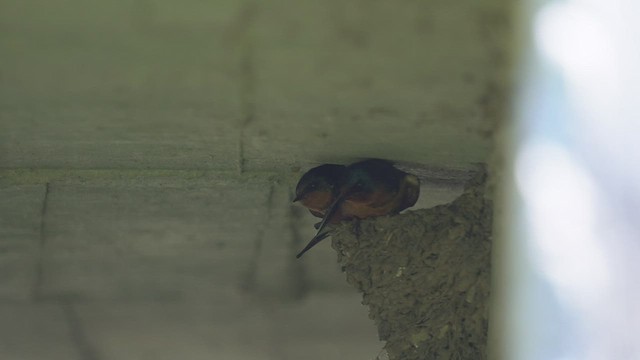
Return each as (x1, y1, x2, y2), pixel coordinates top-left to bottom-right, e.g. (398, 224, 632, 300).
(494, 0, 640, 359)
(1, 0, 638, 359)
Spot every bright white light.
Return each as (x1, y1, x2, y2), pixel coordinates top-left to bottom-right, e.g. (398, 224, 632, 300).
(534, 0, 621, 130)
(502, 0, 640, 359)
(515, 141, 610, 310)
(534, 2, 614, 81)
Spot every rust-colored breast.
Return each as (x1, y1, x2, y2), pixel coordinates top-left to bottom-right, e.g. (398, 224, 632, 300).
(341, 187, 398, 219)
(301, 191, 334, 216)
(340, 175, 420, 220)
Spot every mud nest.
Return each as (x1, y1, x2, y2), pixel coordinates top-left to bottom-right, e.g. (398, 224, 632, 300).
(331, 177, 492, 360)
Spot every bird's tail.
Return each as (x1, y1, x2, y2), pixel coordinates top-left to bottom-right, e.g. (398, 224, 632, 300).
(296, 183, 353, 258)
(295, 231, 330, 258)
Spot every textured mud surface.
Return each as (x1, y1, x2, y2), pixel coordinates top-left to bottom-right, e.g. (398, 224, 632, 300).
(331, 176, 492, 360)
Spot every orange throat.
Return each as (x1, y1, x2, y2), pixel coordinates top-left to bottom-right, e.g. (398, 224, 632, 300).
(300, 191, 334, 213)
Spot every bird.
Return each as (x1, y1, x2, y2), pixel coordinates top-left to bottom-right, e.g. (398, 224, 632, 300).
(296, 159, 420, 258)
(293, 164, 347, 218)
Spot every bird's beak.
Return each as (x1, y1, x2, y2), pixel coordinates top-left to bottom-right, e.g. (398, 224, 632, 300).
(292, 194, 301, 203)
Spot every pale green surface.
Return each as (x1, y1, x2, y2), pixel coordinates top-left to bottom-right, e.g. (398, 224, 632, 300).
(0, 186, 43, 300)
(248, 0, 499, 169)
(0, 0, 243, 170)
(0, 0, 503, 172)
(0, 304, 81, 360)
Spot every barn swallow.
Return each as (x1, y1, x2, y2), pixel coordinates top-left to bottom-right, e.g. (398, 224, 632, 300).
(296, 159, 420, 258)
(293, 164, 347, 218)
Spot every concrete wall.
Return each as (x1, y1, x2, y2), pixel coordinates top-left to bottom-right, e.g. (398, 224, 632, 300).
(0, 0, 508, 359)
